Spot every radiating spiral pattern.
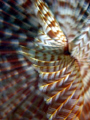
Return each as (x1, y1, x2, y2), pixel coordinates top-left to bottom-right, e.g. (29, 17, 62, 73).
(0, 0, 90, 120)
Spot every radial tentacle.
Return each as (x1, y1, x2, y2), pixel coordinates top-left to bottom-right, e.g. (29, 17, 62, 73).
(0, 0, 90, 120)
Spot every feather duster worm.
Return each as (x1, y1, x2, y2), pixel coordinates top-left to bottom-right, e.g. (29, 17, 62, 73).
(0, 0, 90, 120)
